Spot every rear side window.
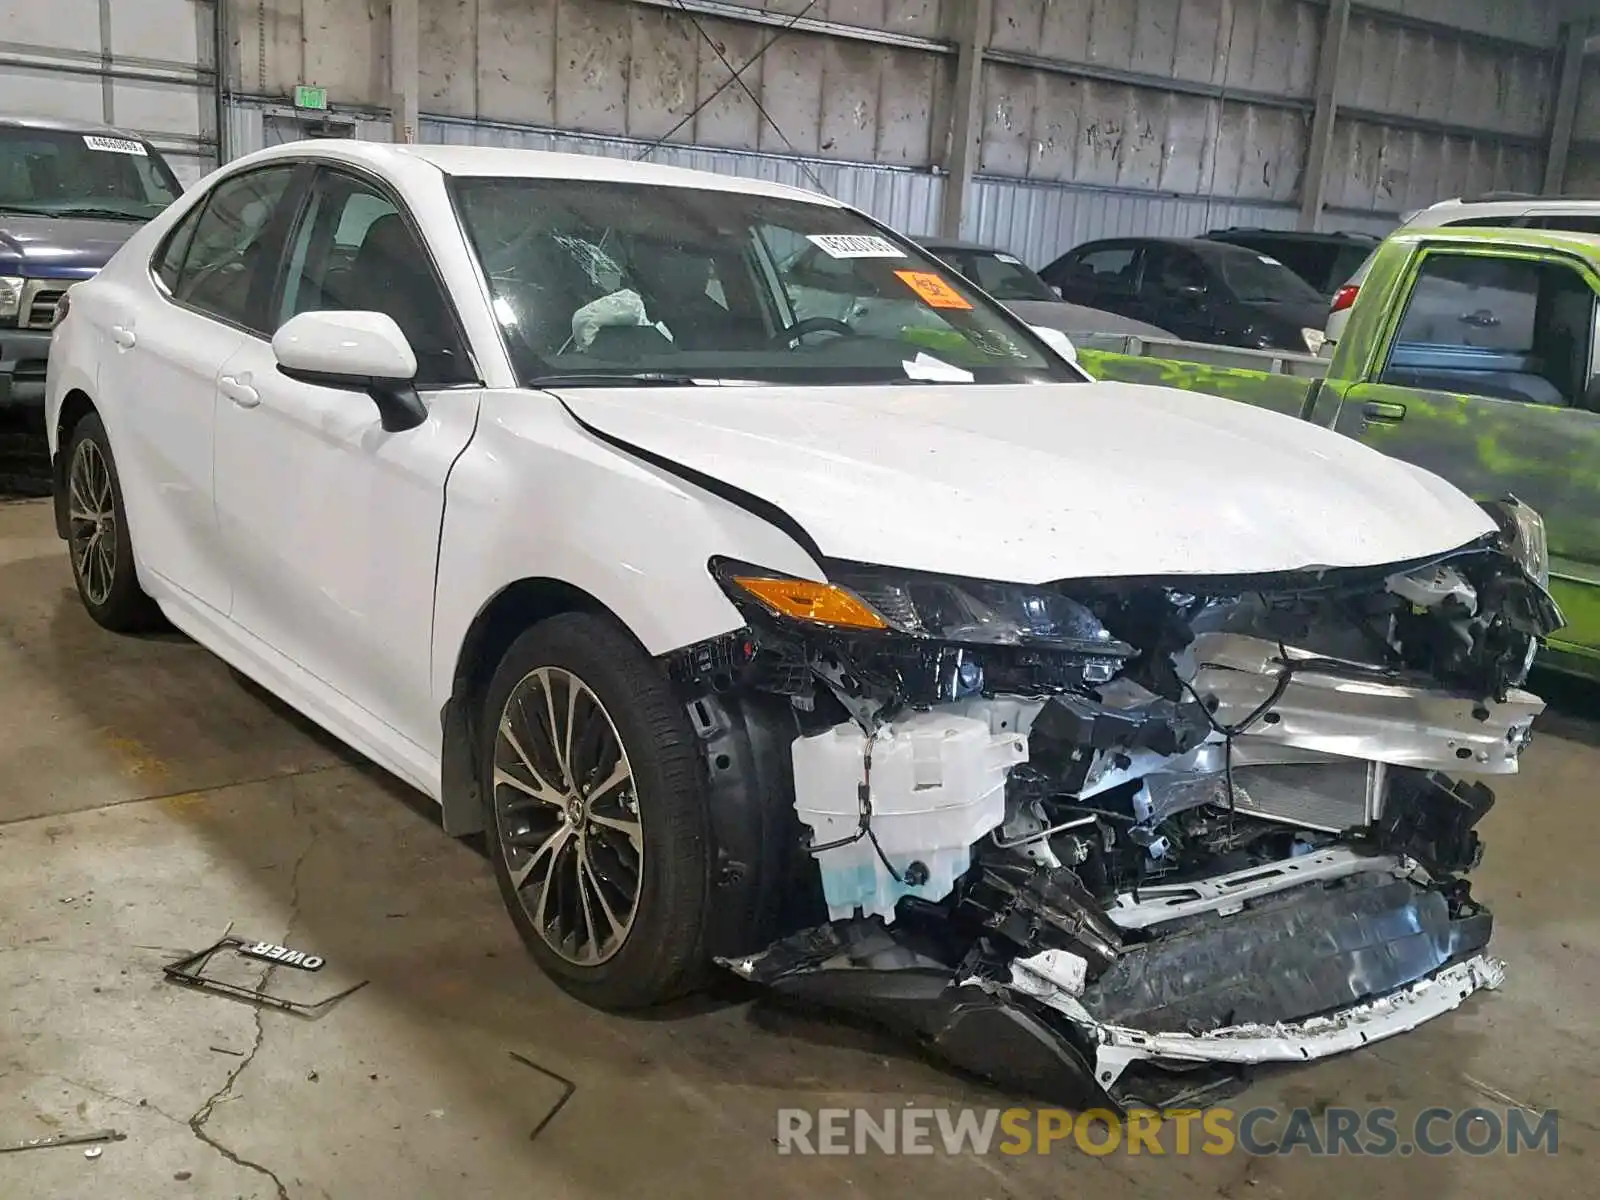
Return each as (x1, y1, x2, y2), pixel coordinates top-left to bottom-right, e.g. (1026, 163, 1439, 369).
(1240, 241, 1336, 292)
(1056, 246, 1139, 294)
(1527, 215, 1600, 235)
(152, 202, 201, 291)
(167, 165, 298, 331)
(1381, 252, 1595, 408)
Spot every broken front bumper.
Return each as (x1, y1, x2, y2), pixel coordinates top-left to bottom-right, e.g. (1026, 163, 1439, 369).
(687, 542, 1558, 1111)
(730, 854, 1502, 1110)
(1089, 954, 1505, 1092)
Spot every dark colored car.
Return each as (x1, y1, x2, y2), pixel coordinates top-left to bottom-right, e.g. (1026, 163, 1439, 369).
(1203, 227, 1380, 299)
(913, 237, 1175, 339)
(1039, 237, 1329, 353)
(0, 115, 184, 408)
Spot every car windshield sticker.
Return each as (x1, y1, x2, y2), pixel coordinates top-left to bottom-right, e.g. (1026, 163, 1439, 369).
(83, 135, 148, 156)
(806, 233, 905, 259)
(994, 252, 1023, 264)
(894, 270, 974, 310)
(1259, 255, 1282, 265)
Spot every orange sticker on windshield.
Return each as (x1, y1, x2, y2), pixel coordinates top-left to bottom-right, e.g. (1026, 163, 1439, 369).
(894, 270, 972, 310)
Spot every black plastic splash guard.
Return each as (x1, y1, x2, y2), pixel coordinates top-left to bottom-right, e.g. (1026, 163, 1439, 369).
(1079, 874, 1492, 1034)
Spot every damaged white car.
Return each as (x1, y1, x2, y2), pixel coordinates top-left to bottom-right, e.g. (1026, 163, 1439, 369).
(46, 142, 1562, 1110)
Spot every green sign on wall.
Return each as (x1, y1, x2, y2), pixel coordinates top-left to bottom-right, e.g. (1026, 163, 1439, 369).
(293, 85, 328, 111)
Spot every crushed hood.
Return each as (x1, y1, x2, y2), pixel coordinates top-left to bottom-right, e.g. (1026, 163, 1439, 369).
(557, 380, 1495, 583)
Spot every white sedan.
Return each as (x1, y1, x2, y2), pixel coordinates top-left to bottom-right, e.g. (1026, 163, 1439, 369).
(46, 141, 1559, 1107)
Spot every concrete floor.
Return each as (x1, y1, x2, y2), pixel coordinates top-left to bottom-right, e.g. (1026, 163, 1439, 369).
(0, 496, 1593, 1199)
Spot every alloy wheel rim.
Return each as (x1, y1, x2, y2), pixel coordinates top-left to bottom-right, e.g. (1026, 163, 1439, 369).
(67, 440, 116, 608)
(492, 666, 643, 966)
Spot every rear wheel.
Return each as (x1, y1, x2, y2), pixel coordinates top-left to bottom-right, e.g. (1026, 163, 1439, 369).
(480, 613, 710, 1009)
(64, 412, 161, 631)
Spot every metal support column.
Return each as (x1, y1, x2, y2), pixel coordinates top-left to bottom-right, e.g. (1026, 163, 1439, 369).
(1545, 21, 1587, 195)
(938, 0, 991, 240)
(390, 0, 419, 144)
(1298, 0, 1350, 231)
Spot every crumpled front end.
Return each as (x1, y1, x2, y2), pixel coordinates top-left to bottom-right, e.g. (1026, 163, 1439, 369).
(669, 499, 1562, 1109)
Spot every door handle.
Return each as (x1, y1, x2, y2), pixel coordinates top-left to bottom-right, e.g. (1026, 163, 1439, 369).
(220, 374, 261, 408)
(110, 325, 136, 350)
(1362, 400, 1407, 424)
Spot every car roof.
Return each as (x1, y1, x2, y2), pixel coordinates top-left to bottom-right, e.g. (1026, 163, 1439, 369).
(1415, 195, 1600, 219)
(230, 139, 842, 207)
(1206, 227, 1379, 244)
(1393, 225, 1600, 255)
(1070, 235, 1281, 258)
(0, 113, 152, 141)
(916, 236, 1011, 254)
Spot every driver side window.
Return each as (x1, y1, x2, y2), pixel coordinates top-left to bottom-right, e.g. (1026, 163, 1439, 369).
(159, 165, 298, 331)
(1145, 247, 1207, 294)
(276, 170, 473, 386)
(1380, 252, 1595, 409)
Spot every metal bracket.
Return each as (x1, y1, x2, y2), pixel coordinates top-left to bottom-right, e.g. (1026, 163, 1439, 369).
(161, 933, 367, 1017)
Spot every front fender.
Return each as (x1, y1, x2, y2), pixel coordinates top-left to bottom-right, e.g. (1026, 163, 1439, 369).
(430, 390, 824, 708)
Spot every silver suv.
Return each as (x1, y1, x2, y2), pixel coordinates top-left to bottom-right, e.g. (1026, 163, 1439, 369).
(1324, 193, 1600, 349)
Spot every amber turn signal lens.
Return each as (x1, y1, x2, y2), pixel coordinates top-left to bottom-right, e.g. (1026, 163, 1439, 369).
(731, 575, 888, 630)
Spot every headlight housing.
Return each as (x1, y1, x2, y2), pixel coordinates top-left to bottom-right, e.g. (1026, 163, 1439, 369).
(711, 557, 1133, 657)
(0, 276, 23, 324)
(1481, 496, 1550, 589)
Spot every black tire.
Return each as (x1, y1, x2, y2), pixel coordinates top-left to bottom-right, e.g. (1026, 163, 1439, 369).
(479, 612, 710, 1010)
(63, 411, 162, 632)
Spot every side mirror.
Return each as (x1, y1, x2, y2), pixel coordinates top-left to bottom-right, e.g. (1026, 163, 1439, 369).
(1030, 325, 1078, 364)
(272, 310, 427, 432)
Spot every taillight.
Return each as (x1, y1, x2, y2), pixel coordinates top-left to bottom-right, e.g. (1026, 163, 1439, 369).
(1331, 284, 1359, 314)
(53, 291, 71, 327)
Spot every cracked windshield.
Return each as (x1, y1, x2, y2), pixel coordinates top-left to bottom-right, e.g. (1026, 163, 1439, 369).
(451, 177, 1077, 386)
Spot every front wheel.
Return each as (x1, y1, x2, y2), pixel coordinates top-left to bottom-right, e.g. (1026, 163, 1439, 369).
(479, 613, 711, 1010)
(63, 411, 161, 631)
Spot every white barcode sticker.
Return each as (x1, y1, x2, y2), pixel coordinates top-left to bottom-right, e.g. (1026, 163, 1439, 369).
(994, 252, 1022, 264)
(83, 135, 147, 157)
(806, 233, 905, 259)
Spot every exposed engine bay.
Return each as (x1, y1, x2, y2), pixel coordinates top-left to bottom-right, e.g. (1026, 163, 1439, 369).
(667, 499, 1563, 1109)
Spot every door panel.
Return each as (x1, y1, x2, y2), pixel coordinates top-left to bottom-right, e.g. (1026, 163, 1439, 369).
(1335, 244, 1600, 656)
(1335, 381, 1600, 653)
(1137, 245, 1216, 340)
(105, 300, 244, 613)
(101, 163, 300, 612)
(212, 164, 483, 753)
(212, 341, 481, 752)
(1054, 244, 1142, 318)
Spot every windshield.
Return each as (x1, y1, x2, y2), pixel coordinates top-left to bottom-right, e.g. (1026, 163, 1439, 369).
(1212, 247, 1325, 305)
(0, 127, 180, 219)
(930, 247, 1058, 302)
(450, 178, 1078, 387)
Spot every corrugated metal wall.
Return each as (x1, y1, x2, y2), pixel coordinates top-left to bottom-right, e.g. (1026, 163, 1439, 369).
(226, 102, 950, 234)
(223, 0, 1567, 267)
(0, 0, 220, 182)
(1558, 51, 1600, 192)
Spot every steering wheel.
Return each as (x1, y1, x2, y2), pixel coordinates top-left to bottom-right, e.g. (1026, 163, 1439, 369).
(770, 316, 858, 347)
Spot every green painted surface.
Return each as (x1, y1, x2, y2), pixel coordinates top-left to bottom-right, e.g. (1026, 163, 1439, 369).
(1077, 349, 1314, 419)
(1079, 227, 1600, 671)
